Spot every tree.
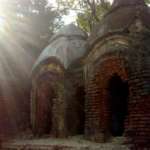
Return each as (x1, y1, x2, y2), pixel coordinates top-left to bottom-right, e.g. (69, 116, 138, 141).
(145, 0, 150, 5)
(77, 0, 111, 33)
(57, 0, 150, 33)
(13, 0, 64, 51)
(56, 0, 111, 33)
(0, 0, 65, 53)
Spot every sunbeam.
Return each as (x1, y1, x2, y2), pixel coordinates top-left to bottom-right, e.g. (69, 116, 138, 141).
(0, 16, 6, 31)
(0, 0, 37, 137)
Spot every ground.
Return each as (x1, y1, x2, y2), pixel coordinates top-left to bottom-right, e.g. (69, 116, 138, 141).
(1, 136, 129, 150)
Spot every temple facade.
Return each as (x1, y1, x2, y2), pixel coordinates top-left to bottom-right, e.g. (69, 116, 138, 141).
(30, 0, 150, 148)
(31, 25, 87, 137)
(84, 0, 150, 148)
(0, 0, 149, 149)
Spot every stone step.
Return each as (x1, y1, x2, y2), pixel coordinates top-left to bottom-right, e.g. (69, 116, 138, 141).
(1, 137, 129, 150)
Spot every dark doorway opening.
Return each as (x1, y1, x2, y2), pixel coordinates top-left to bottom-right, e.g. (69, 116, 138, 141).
(76, 86, 85, 134)
(108, 73, 129, 137)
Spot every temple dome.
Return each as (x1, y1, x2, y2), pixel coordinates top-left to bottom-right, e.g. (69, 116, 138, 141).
(88, 0, 149, 47)
(33, 24, 87, 70)
(50, 23, 87, 41)
(112, 0, 145, 8)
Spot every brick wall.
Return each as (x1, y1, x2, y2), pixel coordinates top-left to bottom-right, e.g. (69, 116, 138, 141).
(84, 37, 150, 148)
(85, 56, 128, 142)
(125, 53, 150, 149)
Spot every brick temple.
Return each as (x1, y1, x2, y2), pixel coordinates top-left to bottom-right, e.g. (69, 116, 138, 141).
(0, 0, 150, 149)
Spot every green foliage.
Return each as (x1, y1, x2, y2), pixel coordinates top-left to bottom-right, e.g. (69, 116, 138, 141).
(55, 0, 111, 34)
(76, 1, 111, 33)
(145, 0, 150, 4)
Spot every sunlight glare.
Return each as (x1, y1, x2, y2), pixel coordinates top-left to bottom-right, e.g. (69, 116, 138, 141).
(0, 16, 6, 31)
(48, 0, 114, 25)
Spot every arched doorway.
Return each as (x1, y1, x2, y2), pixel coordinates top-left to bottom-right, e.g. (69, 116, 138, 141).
(108, 73, 129, 136)
(35, 76, 55, 136)
(76, 86, 85, 134)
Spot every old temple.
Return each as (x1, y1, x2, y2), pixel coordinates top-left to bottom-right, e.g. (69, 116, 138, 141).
(0, 0, 150, 149)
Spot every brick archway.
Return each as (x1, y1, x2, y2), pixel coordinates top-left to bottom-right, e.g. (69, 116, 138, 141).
(31, 70, 65, 137)
(35, 76, 56, 135)
(33, 73, 56, 136)
(107, 73, 129, 136)
(97, 57, 128, 138)
(31, 59, 68, 138)
(85, 56, 129, 142)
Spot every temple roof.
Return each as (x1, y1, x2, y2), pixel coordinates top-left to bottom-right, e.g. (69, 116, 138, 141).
(112, 0, 145, 8)
(50, 24, 87, 42)
(33, 24, 87, 70)
(88, 0, 149, 47)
